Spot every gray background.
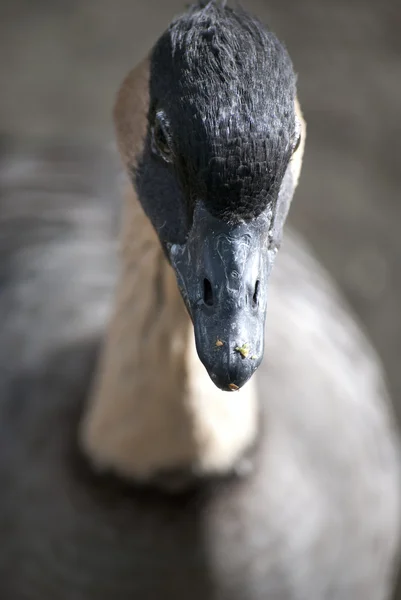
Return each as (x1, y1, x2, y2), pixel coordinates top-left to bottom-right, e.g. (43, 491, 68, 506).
(0, 0, 400, 589)
(0, 0, 401, 584)
(1, 0, 399, 416)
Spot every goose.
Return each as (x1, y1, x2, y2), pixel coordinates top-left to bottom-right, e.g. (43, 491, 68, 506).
(0, 2, 400, 599)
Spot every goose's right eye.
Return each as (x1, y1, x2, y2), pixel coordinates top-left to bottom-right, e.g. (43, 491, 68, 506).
(151, 112, 173, 163)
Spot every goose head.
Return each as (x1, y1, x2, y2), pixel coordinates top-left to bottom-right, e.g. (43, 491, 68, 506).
(114, 2, 305, 392)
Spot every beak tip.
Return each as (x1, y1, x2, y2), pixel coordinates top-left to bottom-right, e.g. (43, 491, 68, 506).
(200, 342, 262, 392)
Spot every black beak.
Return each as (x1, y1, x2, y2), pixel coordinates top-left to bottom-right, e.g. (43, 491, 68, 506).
(168, 203, 275, 392)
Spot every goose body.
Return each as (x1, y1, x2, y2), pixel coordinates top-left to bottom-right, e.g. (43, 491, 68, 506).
(0, 4, 400, 600)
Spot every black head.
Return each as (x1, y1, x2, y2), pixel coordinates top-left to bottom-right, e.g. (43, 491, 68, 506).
(119, 2, 304, 391)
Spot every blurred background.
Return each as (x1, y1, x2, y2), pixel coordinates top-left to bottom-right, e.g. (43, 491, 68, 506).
(0, 0, 399, 420)
(0, 0, 400, 590)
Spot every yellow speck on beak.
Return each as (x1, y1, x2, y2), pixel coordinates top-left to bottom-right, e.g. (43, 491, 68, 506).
(215, 339, 224, 347)
(235, 343, 250, 359)
(229, 383, 239, 391)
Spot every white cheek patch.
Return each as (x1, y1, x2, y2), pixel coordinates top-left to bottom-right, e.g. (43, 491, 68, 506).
(113, 58, 151, 170)
(289, 97, 306, 189)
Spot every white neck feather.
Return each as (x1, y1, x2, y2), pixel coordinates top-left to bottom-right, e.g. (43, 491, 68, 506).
(79, 59, 306, 482)
(79, 186, 258, 481)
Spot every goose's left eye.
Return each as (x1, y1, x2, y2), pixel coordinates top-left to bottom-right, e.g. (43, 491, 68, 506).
(152, 112, 173, 163)
(292, 133, 301, 154)
(291, 119, 302, 154)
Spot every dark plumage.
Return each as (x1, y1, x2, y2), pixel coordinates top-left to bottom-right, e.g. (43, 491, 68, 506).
(137, 2, 297, 236)
(0, 144, 399, 600)
(0, 3, 400, 599)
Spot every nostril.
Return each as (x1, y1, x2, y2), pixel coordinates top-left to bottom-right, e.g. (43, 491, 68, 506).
(252, 280, 260, 308)
(203, 278, 214, 307)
